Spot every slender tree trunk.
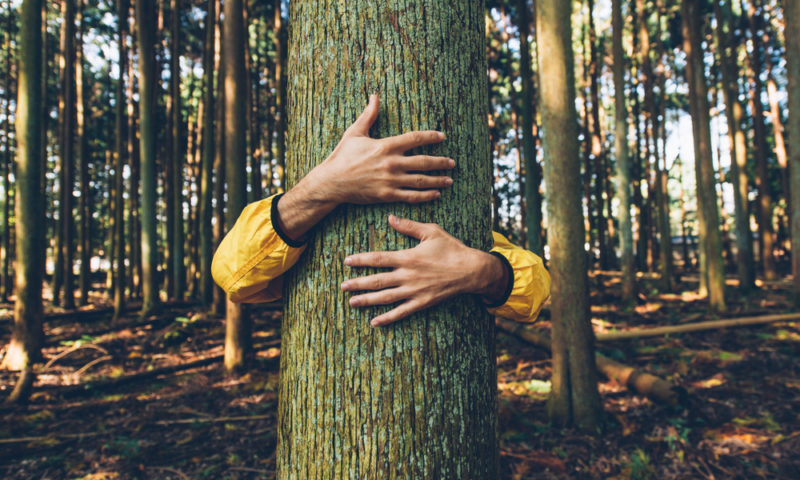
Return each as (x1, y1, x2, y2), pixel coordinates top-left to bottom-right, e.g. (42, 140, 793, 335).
(612, 0, 634, 303)
(2, 0, 45, 379)
(682, 1, 727, 312)
(136, 0, 160, 315)
(715, 0, 755, 292)
(537, 0, 601, 431)
(222, 0, 250, 374)
(787, 0, 800, 297)
(76, 0, 90, 306)
(60, 0, 76, 309)
(653, 0, 672, 291)
(747, 0, 777, 281)
(248, 12, 262, 203)
(279, 2, 497, 475)
(113, 0, 129, 318)
(199, 0, 216, 306)
(588, 0, 607, 270)
(212, 2, 225, 316)
(1, 0, 13, 302)
(273, 0, 285, 190)
(170, 0, 184, 300)
(128, 14, 142, 299)
(516, 0, 542, 256)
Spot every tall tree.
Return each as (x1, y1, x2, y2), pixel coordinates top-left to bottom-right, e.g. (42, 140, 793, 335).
(516, 0, 543, 256)
(787, 0, 800, 298)
(199, 0, 216, 306)
(76, 0, 89, 306)
(222, 0, 249, 373)
(0, 0, 13, 301)
(612, 0, 634, 303)
(1, 0, 45, 388)
(136, 0, 160, 315)
(273, 0, 285, 189)
(714, 0, 755, 292)
(170, 0, 185, 299)
(113, 0, 129, 318)
(682, 0, 726, 312)
(536, 0, 601, 431)
(60, 0, 76, 309)
(278, 1, 496, 476)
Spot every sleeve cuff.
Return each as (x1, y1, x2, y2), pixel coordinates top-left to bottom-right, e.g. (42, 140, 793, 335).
(485, 251, 514, 308)
(270, 193, 306, 248)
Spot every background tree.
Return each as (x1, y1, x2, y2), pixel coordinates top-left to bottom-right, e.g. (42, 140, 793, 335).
(278, 1, 497, 476)
(536, 0, 601, 431)
(788, 0, 800, 298)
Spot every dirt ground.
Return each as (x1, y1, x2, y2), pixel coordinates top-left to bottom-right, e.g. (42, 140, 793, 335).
(1, 276, 799, 479)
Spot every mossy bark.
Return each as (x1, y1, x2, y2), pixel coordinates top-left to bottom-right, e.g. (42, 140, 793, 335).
(278, 1, 496, 477)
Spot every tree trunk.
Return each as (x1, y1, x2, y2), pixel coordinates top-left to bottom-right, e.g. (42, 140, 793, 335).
(516, 0, 542, 257)
(60, 0, 76, 309)
(654, 0, 672, 291)
(222, 0, 250, 374)
(212, 1, 225, 316)
(714, 0, 755, 292)
(127, 17, 142, 299)
(113, 0, 129, 318)
(612, 0, 634, 303)
(747, 0, 777, 281)
(1, 0, 14, 302)
(170, 0, 184, 300)
(273, 0, 285, 190)
(536, 0, 601, 431)
(136, 0, 160, 315)
(199, 0, 216, 306)
(2, 0, 45, 378)
(682, 1, 726, 312)
(787, 0, 800, 297)
(76, 0, 90, 307)
(279, 2, 497, 476)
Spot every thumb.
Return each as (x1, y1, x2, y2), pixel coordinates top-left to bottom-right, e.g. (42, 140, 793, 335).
(344, 94, 379, 137)
(388, 215, 431, 241)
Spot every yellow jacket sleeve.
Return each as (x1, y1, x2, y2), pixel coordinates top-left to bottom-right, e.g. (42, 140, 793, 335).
(211, 194, 306, 303)
(486, 231, 551, 323)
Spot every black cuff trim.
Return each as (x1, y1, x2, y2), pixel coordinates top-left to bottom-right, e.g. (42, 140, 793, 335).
(485, 251, 514, 308)
(271, 193, 306, 248)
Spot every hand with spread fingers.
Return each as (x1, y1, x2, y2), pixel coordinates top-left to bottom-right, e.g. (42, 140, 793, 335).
(341, 215, 510, 327)
(275, 95, 455, 242)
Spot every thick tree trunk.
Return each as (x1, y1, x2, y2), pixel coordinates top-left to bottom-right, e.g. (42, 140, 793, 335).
(2, 0, 45, 378)
(787, 0, 800, 297)
(222, 0, 249, 374)
(279, 2, 497, 476)
(199, 0, 215, 306)
(170, 0, 184, 300)
(612, 0, 634, 303)
(136, 0, 160, 315)
(536, 0, 601, 431)
(516, 0, 542, 257)
(682, 1, 726, 312)
(714, 0, 755, 292)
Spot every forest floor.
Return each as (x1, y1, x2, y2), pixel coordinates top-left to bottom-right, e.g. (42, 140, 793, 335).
(1, 274, 799, 479)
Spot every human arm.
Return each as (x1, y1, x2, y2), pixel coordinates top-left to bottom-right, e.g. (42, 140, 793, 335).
(341, 216, 551, 327)
(211, 95, 455, 302)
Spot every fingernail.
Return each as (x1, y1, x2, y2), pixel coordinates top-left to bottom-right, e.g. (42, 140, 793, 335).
(340, 281, 349, 290)
(445, 177, 453, 186)
(388, 214, 396, 223)
(344, 257, 352, 266)
(370, 320, 379, 327)
(349, 297, 359, 307)
(435, 191, 441, 198)
(448, 159, 455, 168)
(438, 132, 445, 140)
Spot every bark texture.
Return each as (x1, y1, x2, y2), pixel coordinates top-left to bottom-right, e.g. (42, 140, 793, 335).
(536, 0, 601, 431)
(787, 0, 800, 297)
(278, 2, 496, 477)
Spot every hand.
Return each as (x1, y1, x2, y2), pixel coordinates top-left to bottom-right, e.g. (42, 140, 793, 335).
(306, 94, 456, 205)
(341, 215, 509, 327)
(276, 95, 456, 242)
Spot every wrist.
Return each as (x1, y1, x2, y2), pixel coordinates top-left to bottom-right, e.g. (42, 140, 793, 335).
(471, 250, 513, 307)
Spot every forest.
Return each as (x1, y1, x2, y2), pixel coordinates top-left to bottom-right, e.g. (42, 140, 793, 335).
(1, 0, 799, 478)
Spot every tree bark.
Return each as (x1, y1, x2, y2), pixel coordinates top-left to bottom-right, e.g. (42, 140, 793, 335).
(279, 2, 497, 476)
(787, 0, 800, 298)
(76, 0, 90, 307)
(714, 0, 756, 292)
(113, 0, 129, 318)
(273, 0, 285, 190)
(170, 0, 185, 300)
(1, 0, 14, 302)
(136, 0, 160, 315)
(612, 0, 634, 304)
(60, 0, 76, 309)
(682, 1, 727, 312)
(2, 0, 45, 378)
(536, 0, 601, 431)
(199, 0, 216, 307)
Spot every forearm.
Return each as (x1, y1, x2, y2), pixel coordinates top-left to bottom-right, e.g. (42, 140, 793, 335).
(274, 168, 338, 242)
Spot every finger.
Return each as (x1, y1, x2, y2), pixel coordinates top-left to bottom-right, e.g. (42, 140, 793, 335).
(397, 174, 453, 191)
(340, 272, 400, 292)
(387, 215, 434, 240)
(383, 130, 445, 152)
(391, 189, 441, 204)
(344, 250, 401, 268)
(344, 94, 379, 137)
(370, 299, 425, 327)
(349, 287, 410, 308)
(397, 155, 455, 172)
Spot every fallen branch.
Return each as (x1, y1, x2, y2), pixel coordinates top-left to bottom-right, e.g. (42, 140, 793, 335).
(0, 431, 102, 445)
(596, 312, 800, 341)
(154, 414, 272, 425)
(496, 318, 685, 406)
(42, 344, 109, 370)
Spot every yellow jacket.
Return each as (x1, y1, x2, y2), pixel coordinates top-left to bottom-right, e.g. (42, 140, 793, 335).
(212, 194, 550, 323)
